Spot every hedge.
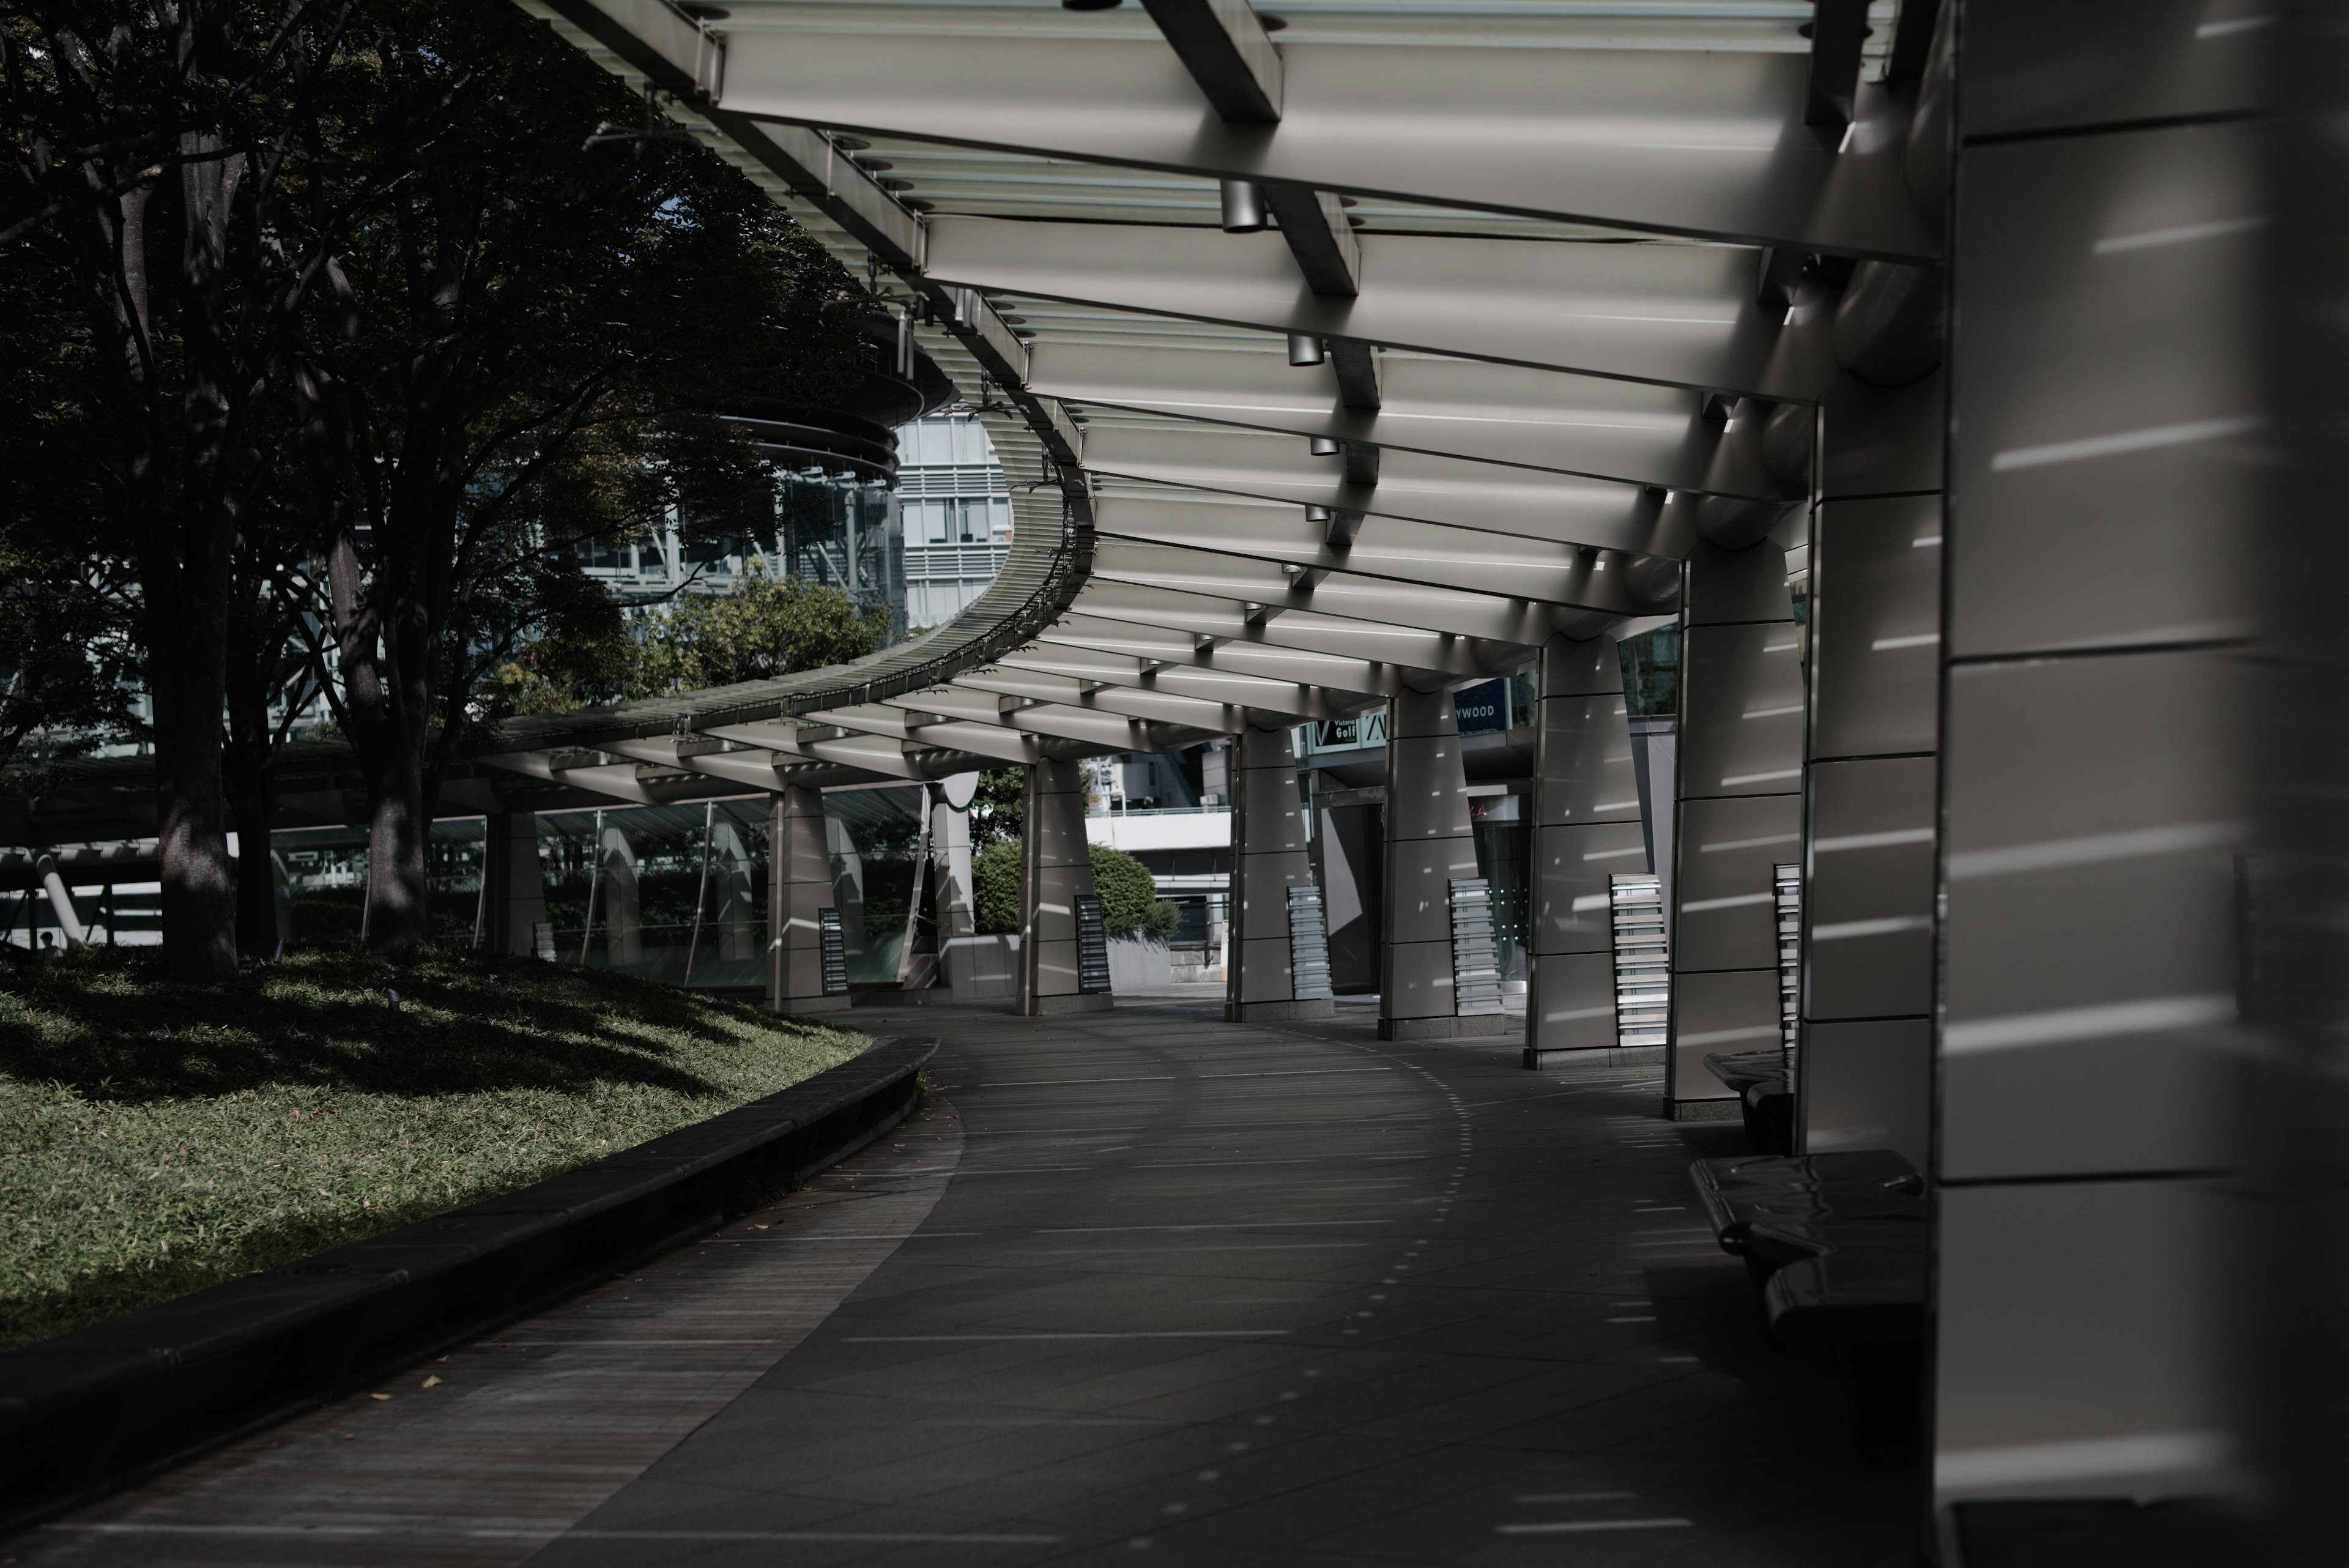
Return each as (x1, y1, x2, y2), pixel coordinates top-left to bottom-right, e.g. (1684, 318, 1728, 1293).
(971, 840, 1179, 940)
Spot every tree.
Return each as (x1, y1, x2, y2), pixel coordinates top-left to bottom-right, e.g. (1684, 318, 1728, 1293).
(627, 567, 887, 698)
(966, 767, 1024, 849)
(3, 2, 417, 977)
(276, 2, 864, 957)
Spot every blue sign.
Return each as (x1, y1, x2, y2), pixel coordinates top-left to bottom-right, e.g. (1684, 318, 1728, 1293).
(1453, 680, 1508, 735)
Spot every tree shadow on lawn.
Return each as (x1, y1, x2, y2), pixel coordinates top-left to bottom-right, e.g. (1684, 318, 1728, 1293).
(0, 945, 822, 1105)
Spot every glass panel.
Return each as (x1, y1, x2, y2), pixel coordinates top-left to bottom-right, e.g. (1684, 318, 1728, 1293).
(823, 786, 926, 986)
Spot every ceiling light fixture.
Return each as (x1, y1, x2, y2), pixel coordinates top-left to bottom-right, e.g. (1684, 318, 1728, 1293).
(1220, 179, 1267, 233)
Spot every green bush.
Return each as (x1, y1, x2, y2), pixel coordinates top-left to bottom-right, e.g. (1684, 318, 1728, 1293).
(973, 838, 1022, 934)
(967, 839, 1178, 940)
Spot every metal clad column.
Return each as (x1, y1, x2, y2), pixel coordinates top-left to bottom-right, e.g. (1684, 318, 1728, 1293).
(1931, 3, 2262, 1523)
(1379, 687, 1494, 1041)
(1801, 374, 1945, 1167)
(1666, 541, 1805, 1112)
(1020, 759, 1111, 1016)
(1525, 635, 1647, 1065)
(770, 786, 852, 1016)
(480, 812, 547, 957)
(1230, 723, 1332, 1022)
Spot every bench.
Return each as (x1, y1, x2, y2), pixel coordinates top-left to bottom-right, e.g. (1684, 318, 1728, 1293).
(1701, 1049, 1794, 1153)
(1690, 1150, 1928, 1460)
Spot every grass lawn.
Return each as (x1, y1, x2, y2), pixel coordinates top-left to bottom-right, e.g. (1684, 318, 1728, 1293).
(0, 945, 867, 1353)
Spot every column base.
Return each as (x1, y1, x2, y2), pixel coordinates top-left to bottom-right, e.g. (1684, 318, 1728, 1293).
(773, 992, 856, 1017)
(1378, 1013, 1513, 1042)
(1664, 1096, 1743, 1123)
(1228, 998, 1335, 1023)
(1523, 1044, 1666, 1071)
(1023, 990, 1115, 1017)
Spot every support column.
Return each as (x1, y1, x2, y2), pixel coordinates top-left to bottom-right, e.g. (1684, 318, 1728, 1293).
(1379, 686, 1497, 1041)
(1664, 540, 1805, 1113)
(1525, 635, 1647, 1065)
(1228, 722, 1332, 1022)
(1020, 759, 1111, 1016)
(1930, 6, 2258, 1520)
(769, 785, 852, 1016)
(932, 777, 981, 996)
(479, 812, 547, 957)
(1798, 374, 1944, 1167)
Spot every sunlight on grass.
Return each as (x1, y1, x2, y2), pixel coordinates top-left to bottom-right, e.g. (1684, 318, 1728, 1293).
(0, 946, 867, 1351)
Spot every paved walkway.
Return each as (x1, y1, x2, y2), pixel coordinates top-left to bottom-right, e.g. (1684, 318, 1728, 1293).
(19, 998, 1911, 1567)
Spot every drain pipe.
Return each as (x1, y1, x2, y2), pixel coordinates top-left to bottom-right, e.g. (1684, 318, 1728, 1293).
(35, 855, 87, 950)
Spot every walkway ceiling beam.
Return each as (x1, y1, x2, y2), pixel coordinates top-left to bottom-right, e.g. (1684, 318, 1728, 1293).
(1027, 341, 1786, 499)
(1080, 423, 1679, 556)
(927, 219, 1838, 399)
(993, 645, 1348, 721)
(697, 29, 1940, 259)
(886, 687, 1230, 749)
(951, 666, 1241, 732)
(1034, 613, 1405, 700)
(1069, 579, 1537, 684)
(1091, 493, 1661, 614)
(1138, 0, 1282, 124)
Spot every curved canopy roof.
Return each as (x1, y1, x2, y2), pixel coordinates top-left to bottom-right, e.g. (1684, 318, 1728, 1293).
(484, 0, 1937, 800)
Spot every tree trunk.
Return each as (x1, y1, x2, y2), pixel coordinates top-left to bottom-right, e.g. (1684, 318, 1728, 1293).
(363, 745, 431, 958)
(223, 673, 280, 961)
(147, 598, 237, 980)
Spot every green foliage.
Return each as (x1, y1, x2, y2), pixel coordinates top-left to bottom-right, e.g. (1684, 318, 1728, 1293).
(0, 945, 866, 1351)
(1090, 843, 1179, 939)
(488, 567, 887, 719)
(967, 838, 1178, 940)
(973, 837, 1022, 935)
(627, 567, 888, 697)
(967, 767, 1025, 848)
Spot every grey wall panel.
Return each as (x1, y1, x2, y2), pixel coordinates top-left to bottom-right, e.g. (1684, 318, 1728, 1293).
(1677, 795, 1804, 972)
(1934, 1179, 2252, 1502)
(1536, 820, 1650, 956)
(1680, 625, 1808, 799)
(1940, 651, 2250, 1178)
(1683, 540, 1795, 627)
(1809, 497, 1944, 762)
(1535, 696, 1644, 822)
(1385, 836, 1481, 948)
(1950, 123, 2262, 658)
(1236, 937, 1298, 1005)
(1802, 1019, 1931, 1166)
(1531, 950, 1620, 1052)
(1671, 968, 1783, 1099)
(1821, 370, 1945, 500)
(1382, 932, 1458, 1022)
(1806, 757, 1938, 1020)
(1961, 0, 2271, 138)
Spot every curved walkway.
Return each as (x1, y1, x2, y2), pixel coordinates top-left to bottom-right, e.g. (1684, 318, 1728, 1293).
(21, 1000, 1909, 1566)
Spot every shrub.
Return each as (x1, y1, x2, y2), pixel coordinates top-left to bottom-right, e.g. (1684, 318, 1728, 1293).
(973, 838, 1022, 934)
(965, 839, 1178, 939)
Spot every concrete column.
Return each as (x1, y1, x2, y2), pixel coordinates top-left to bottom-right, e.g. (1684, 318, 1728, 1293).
(479, 812, 547, 957)
(1798, 374, 1945, 1168)
(931, 781, 980, 994)
(1228, 723, 1332, 1022)
(599, 821, 640, 970)
(1524, 635, 1647, 1065)
(1020, 759, 1110, 1016)
(1929, 9, 2258, 1518)
(768, 785, 852, 1016)
(1664, 540, 1805, 1112)
(1379, 686, 1496, 1041)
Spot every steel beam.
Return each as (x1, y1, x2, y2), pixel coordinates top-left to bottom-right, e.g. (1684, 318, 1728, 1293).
(1081, 422, 1674, 554)
(930, 218, 1838, 398)
(1070, 580, 1529, 682)
(1137, 0, 1282, 124)
(700, 28, 1940, 258)
(1030, 341, 1779, 499)
(996, 645, 1343, 720)
(1091, 492, 1655, 613)
(1036, 613, 1403, 699)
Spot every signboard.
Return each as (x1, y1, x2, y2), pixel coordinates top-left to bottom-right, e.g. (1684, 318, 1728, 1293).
(1452, 680, 1508, 735)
